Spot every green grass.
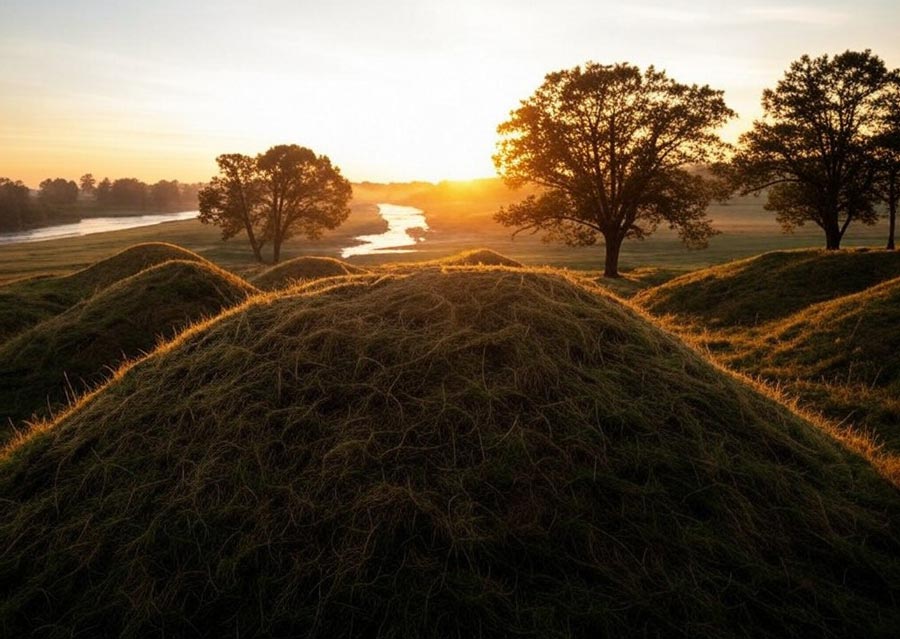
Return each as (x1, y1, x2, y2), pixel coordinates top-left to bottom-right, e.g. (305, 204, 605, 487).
(0, 259, 255, 438)
(635, 248, 900, 327)
(1, 266, 898, 637)
(0, 181, 891, 284)
(252, 256, 368, 291)
(654, 273, 900, 451)
(0, 242, 209, 343)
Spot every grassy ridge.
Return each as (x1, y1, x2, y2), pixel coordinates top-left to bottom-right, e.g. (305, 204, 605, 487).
(252, 256, 368, 291)
(0, 242, 207, 343)
(635, 249, 900, 327)
(1, 267, 898, 637)
(0, 259, 256, 439)
(636, 250, 900, 451)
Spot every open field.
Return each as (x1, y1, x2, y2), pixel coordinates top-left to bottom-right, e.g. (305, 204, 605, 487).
(0, 179, 891, 284)
(2, 186, 899, 637)
(1, 257, 899, 637)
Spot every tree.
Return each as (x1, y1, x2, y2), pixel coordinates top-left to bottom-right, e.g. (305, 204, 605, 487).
(493, 62, 734, 277)
(0, 178, 33, 232)
(731, 50, 896, 249)
(874, 85, 900, 250)
(38, 178, 79, 208)
(199, 154, 268, 262)
(200, 145, 353, 263)
(149, 180, 182, 211)
(256, 145, 352, 263)
(96, 178, 112, 207)
(80, 173, 96, 196)
(110, 178, 148, 209)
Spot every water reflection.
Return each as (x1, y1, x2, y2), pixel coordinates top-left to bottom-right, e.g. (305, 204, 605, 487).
(341, 203, 428, 258)
(0, 210, 199, 245)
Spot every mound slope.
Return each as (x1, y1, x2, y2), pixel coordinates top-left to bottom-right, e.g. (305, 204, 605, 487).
(1, 269, 898, 637)
(252, 256, 367, 291)
(440, 248, 523, 267)
(717, 276, 900, 450)
(0, 260, 255, 438)
(636, 248, 900, 327)
(0, 243, 208, 343)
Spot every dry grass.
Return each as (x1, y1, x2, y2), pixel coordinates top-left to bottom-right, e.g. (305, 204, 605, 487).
(1, 266, 898, 637)
(0, 259, 256, 441)
(635, 248, 900, 328)
(0, 242, 210, 344)
(252, 256, 369, 291)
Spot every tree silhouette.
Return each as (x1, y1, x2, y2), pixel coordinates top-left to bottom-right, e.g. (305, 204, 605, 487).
(731, 50, 896, 249)
(199, 145, 352, 263)
(494, 62, 734, 277)
(79, 173, 96, 196)
(256, 145, 352, 263)
(875, 86, 900, 250)
(199, 154, 268, 262)
(38, 178, 79, 208)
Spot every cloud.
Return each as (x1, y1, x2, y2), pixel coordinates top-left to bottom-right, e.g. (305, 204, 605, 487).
(741, 6, 849, 26)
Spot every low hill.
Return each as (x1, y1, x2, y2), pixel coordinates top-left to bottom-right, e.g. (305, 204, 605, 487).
(714, 276, 900, 450)
(0, 260, 255, 438)
(0, 243, 208, 343)
(439, 248, 523, 267)
(252, 256, 368, 291)
(1, 268, 898, 637)
(636, 249, 900, 327)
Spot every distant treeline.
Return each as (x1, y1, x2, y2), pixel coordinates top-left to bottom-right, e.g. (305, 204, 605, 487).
(0, 174, 202, 233)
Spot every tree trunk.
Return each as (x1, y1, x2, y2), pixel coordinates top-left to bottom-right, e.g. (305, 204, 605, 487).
(824, 221, 842, 250)
(272, 238, 281, 264)
(888, 181, 897, 251)
(603, 233, 623, 277)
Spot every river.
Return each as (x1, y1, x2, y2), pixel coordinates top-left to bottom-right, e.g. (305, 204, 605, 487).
(0, 210, 199, 245)
(341, 203, 428, 258)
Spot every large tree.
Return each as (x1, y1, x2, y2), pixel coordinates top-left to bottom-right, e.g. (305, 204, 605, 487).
(493, 62, 734, 277)
(731, 50, 896, 249)
(199, 145, 352, 263)
(256, 144, 352, 263)
(199, 154, 268, 262)
(874, 86, 900, 250)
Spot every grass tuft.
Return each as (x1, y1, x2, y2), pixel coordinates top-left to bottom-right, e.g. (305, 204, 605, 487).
(0, 266, 898, 637)
(0, 259, 256, 439)
(252, 256, 369, 291)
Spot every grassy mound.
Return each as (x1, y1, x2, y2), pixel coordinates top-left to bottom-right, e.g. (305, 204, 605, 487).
(252, 256, 368, 291)
(0, 243, 208, 343)
(440, 248, 523, 267)
(711, 276, 900, 450)
(636, 248, 900, 327)
(0, 260, 255, 439)
(1, 269, 899, 637)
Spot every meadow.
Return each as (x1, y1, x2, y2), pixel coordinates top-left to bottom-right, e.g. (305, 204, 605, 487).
(0, 178, 890, 284)
(1, 182, 899, 637)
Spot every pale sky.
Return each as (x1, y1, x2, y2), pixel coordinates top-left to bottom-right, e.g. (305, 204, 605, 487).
(2, 0, 899, 185)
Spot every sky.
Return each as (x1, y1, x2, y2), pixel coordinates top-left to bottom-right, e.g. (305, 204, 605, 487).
(2, 0, 899, 186)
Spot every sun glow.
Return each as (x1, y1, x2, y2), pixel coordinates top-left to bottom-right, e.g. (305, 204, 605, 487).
(1, 1, 899, 186)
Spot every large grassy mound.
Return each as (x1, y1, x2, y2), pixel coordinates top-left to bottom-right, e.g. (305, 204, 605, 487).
(0, 260, 255, 439)
(440, 248, 524, 267)
(1, 269, 899, 637)
(252, 256, 368, 291)
(636, 249, 900, 327)
(712, 276, 900, 450)
(0, 243, 208, 343)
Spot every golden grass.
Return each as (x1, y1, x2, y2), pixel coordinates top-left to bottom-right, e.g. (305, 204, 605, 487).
(1, 264, 898, 637)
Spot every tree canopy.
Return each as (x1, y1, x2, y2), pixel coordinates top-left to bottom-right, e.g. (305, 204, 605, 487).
(494, 61, 734, 276)
(731, 50, 898, 249)
(199, 144, 352, 263)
